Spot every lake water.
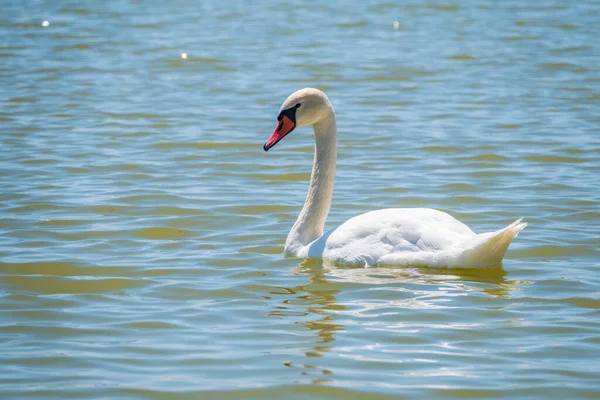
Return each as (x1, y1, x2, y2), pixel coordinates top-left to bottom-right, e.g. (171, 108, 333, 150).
(1, 0, 599, 398)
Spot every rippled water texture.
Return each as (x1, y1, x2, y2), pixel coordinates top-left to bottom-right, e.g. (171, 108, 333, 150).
(1, 0, 599, 398)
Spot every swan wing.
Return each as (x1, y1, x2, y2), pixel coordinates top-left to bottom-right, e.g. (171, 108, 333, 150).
(317, 208, 476, 266)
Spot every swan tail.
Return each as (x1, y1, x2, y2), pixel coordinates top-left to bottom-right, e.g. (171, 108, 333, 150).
(458, 218, 527, 268)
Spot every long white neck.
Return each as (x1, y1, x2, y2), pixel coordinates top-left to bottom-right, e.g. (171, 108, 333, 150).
(285, 112, 337, 255)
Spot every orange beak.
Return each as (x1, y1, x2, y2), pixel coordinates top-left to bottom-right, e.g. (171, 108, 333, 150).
(263, 115, 296, 151)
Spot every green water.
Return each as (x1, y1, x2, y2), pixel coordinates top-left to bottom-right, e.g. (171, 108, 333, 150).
(1, 0, 599, 398)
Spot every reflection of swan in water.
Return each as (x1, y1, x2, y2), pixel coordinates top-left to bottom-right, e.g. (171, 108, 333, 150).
(295, 259, 344, 359)
(271, 259, 344, 381)
(293, 261, 526, 299)
(275, 259, 528, 381)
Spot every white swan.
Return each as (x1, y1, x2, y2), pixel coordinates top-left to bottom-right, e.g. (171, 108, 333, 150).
(263, 88, 526, 268)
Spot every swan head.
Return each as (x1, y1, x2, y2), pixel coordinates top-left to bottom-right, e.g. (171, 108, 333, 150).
(263, 88, 333, 151)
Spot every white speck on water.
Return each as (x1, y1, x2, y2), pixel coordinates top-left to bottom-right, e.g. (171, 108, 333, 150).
(181, 53, 188, 59)
(393, 21, 400, 29)
(42, 20, 50, 27)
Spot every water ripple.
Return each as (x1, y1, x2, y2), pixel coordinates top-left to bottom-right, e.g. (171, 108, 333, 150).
(1, 0, 600, 398)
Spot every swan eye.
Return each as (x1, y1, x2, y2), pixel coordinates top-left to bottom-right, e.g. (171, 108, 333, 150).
(295, 103, 301, 108)
(277, 105, 299, 124)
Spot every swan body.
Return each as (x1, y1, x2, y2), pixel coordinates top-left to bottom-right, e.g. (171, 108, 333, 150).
(263, 88, 526, 269)
(302, 209, 526, 268)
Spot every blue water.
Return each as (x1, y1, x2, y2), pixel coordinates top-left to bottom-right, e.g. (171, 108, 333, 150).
(1, 0, 599, 398)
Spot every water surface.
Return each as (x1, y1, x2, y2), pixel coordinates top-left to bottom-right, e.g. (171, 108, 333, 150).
(1, 0, 599, 398)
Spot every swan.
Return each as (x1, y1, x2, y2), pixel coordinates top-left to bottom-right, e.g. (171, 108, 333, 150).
(263, 88, 526, 268)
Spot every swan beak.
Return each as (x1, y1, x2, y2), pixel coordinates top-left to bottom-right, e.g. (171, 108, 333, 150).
(264, 115, 296, 151)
